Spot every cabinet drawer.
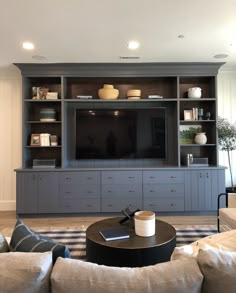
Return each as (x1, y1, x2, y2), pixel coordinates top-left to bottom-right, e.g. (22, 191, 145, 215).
(144, 198, 184, 212)
(60, 199, 100, 213)
(60, 184, 99, 199)
(143, 184, 184, 197)
(102, 198, 142, 212)
(102, 184, 142, 198)
(59, 171, 100, 185)
(143, 171, 184, 184)
(102, 171, 142, 184)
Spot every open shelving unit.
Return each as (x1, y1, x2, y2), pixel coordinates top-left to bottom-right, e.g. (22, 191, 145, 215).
(14, 62, 226, 215)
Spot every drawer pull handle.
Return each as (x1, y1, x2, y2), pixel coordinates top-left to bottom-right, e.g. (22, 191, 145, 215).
(107, 177, 113, 179)
(170, 176, 176, 179)
(108, 204, 113, 207)
(128, 190, 135, 193)
(170, 203, 176, 206)
(87, 177, 93, 180)
(149, 176, 156, 179)
(149, 190, 155, 193)
(128, 176, 135, 179)
(65, 177, 71, 180)
(170, 190, 176, 192)
(87, 204, 92, 207)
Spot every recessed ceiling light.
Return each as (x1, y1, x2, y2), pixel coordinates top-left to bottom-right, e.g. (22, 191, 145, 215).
(214, 54, 229, 59)
(178, 35, 184, 39)
(22, 42, 34, 50)
(128, 41, 140, 50)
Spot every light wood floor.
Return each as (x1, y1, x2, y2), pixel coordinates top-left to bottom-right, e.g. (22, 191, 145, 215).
(0, 211, 217, 237)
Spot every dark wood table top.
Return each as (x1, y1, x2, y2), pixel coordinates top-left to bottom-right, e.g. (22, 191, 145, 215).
(86, 217, 176, 249)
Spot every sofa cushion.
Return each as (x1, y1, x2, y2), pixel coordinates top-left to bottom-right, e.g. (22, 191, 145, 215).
(219, 208, 236, 229)
(0, 233, 9, 252)
(51, 257, 203, 293)
(171, 229, 236, 261)
(9, 219, 71, 263)
(197, 248, 236, 293)
(0, 251, 52, 293)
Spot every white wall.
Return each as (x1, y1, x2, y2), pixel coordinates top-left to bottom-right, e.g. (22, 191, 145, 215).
(0, 66, 235, 211)
(0, 65, 21, 211)
(218, 70, 236, 188)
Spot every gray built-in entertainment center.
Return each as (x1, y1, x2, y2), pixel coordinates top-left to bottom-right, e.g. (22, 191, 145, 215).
(15, 62, 226, 215)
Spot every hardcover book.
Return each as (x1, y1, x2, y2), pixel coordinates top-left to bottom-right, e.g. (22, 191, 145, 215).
(99, 228, 130, 241)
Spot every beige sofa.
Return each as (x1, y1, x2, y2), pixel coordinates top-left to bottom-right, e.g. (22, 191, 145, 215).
(1, 241, 236, 293)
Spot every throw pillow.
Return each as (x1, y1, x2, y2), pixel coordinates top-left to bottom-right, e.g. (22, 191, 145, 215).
(51, 257, 203, 293)
(9, 219, 71, 263)
(0, 251, 52, 292)
(0, 233, 9, 252)
(197, 248, 236, 293)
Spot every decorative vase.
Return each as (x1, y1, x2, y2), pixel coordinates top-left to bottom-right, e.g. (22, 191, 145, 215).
(98, 84, 119, 100)
(194, 132, 207, 144)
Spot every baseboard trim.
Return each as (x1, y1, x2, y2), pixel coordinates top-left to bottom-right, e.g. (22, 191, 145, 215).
(0, 201, 16, 211)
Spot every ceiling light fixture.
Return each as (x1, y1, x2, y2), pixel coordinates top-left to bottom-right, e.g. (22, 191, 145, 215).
(128, 41, 140, 50)
(178, 35, 184, 39)
(22, 42, 34, 50)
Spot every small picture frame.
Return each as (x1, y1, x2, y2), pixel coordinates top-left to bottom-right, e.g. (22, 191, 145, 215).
(184, 110, 193, 121)
(31, 134, 41, 146)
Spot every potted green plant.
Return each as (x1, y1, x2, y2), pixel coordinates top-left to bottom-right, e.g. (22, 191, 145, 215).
(217, 117, 236, 192)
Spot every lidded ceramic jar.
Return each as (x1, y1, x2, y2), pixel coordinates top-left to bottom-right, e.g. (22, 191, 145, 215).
(98, 84, 119, 100)
(194, 132, 207, 144)
(134, 211, 156, 237)
(188, 87, 202, 98)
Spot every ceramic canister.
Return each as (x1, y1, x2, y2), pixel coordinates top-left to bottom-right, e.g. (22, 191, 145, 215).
(134, 210, 156, 237)
(188, 87, 202, 98)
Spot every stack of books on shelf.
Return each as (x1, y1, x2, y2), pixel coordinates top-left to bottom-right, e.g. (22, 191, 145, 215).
(40, 133, 50, 146)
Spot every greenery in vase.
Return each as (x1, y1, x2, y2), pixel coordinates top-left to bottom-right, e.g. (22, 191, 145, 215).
(180, 126, 202, 144)
(217, 117, 236, 192)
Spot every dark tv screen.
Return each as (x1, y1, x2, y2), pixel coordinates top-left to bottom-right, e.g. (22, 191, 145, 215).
(75, 108, 166, 159)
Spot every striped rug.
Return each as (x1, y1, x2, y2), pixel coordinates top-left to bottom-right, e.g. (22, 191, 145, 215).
(38, 226, 217, 260)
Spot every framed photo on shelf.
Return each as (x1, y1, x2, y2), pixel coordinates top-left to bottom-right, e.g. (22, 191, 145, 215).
(184, 110, 193, 121)
(30, 134, 41, 146)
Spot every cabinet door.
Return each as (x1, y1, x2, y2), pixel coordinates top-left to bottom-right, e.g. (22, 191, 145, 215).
(185, 170, 216, 211)
(37, 172, 59, 213)
(16, 172, 37, 213)
(192, 170, 211, 211)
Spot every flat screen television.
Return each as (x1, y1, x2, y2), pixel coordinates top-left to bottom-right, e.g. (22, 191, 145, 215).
(75, 108, 167, 160)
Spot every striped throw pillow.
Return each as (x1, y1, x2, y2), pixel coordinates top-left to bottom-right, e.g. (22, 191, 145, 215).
(9, 219, 71, 263)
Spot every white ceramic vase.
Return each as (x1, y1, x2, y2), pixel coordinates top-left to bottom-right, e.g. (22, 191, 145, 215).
(188, 87, 202, 98)
(194, 132, 207, 144)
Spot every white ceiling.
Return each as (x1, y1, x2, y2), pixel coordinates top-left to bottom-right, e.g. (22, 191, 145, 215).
(1, 0, 236, 70)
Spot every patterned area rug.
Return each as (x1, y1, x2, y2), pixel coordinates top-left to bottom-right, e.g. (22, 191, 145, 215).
(38, 225, 217, 260)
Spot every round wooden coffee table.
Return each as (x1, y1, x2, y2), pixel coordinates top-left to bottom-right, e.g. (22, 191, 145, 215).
(86, 217, 176, 267)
